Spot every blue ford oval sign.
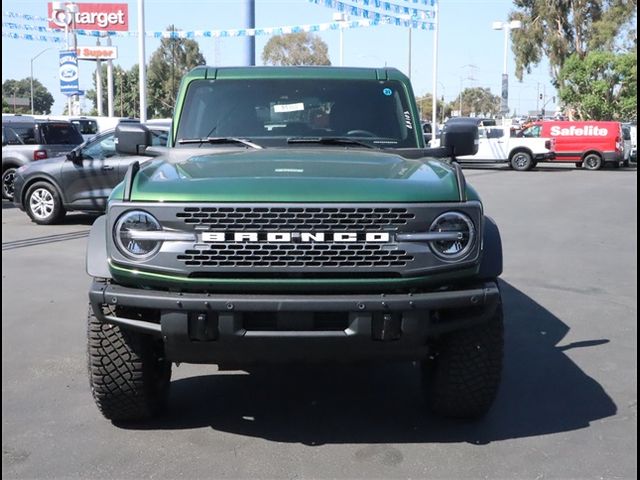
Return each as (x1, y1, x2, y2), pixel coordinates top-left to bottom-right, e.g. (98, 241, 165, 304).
(59, 50, 79, 96)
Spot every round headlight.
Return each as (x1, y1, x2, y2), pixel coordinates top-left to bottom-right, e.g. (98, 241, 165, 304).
(429, 212, 476, 261)
(114, 210, 162, 260)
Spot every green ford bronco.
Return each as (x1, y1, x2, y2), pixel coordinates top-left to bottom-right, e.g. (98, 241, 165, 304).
(86, 66, 504, 422)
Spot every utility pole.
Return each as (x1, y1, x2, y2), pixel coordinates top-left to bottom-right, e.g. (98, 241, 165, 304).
(137, 0, 147, 122)
(431, 1, 439, 136)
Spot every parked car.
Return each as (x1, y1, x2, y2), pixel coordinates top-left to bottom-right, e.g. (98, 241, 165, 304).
(34, 115, 141, 141)
(518, 120, 625, 170)
(12, 122, 169, 224)
(2, 115, 84, 200)
(456, 126, 555, 170)
(447, 117, 497, 127)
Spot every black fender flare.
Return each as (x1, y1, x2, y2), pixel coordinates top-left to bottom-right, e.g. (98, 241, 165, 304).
(86, 215, 112, 279)
(478, 216, 503, 280)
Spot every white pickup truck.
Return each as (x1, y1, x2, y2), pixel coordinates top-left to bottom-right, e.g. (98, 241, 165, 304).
(455, 126, 556, 171)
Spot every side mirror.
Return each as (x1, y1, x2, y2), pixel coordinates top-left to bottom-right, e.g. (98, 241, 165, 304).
(115, 122, 152, 155)
(66, 149, 82, 163)
(441, 121, 479, 158)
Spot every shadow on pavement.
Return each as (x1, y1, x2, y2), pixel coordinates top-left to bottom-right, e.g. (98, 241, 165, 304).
(122, 280, 617, 444)
(59, 212, 101, 226)
(2, 200, 16, 210)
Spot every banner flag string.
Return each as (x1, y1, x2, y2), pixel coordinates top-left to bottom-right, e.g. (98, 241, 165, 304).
(307, 0, 437, 25)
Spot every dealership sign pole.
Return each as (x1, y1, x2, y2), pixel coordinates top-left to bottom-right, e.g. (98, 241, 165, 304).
(48, 2, 129, 116)
(59, 49, 79, 105)
(106, 35, 114, 116)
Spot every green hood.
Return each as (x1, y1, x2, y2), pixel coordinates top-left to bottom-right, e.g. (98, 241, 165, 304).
(123, 148, 461, 203)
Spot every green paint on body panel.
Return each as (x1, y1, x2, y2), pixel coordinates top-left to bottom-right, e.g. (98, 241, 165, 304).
(125, 149, 460, 203)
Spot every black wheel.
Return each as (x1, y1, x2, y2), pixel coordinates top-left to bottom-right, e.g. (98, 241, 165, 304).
(25, 181, 66, 225)
(510, 151, 533, 171)
(2, 166, 17, 200)
(87, 304, 171, 422)
(422, 301, 504, 419)
(623, 160, 629, 168)
(583, 153, 603, 170)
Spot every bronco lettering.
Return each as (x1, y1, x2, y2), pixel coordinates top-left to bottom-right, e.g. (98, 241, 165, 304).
(200, 232, 391, 243)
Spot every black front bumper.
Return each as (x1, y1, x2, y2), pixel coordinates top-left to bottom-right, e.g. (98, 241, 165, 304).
(89, 281, 500, 364)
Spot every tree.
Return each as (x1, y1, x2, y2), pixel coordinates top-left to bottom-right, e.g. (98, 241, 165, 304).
(558, 50, 637, 120)
(2, 78, 54, 114)
(415, 93, 451, 122)
(262, 32, 331, 66)
(147, 25, 206, 118)
(450, 87, 501, 117)
(509, 0, 638, 87)
(85, 64, 140, 118)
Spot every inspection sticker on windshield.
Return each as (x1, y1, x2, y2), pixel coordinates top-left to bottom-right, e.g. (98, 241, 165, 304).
(273, 102, 305, 113)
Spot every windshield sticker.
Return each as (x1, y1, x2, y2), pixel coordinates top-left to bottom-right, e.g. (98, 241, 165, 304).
(383, 88, 393, 96)
(404, 111, 413, 130)
(273, 102, 305, 113)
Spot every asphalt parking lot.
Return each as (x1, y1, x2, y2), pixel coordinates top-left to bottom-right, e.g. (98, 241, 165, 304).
(2, 164, 637, 480)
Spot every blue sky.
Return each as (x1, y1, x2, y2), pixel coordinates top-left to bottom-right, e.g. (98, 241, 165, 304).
(2, 0, 557, 116)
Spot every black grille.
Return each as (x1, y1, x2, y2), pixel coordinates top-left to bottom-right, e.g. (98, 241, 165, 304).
(177, 243, 414, 268)
(176, 206, 415, 231)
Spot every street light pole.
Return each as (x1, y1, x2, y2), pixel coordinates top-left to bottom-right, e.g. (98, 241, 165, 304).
(30, 47, 55, 114)
(492, 20, 522, 118)
(333, 13, 349, 66)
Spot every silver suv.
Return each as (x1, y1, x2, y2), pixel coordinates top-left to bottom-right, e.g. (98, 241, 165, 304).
(2, 115, 83, 200)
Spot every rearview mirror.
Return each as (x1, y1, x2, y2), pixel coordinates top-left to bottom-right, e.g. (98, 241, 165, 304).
(441, 121, 479, 158)
(115, 122, 152, 155)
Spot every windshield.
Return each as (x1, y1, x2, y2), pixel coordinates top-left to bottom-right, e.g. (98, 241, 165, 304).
(521, 125, 541, 138)
(176, 78, 419, 148)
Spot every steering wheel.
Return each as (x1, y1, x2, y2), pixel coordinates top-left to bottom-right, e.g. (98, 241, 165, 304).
(346, 129, 377, 137)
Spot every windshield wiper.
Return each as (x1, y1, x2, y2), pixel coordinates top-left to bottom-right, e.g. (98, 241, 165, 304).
(286, 137, 377, 149)
(177, 137, 262, 149)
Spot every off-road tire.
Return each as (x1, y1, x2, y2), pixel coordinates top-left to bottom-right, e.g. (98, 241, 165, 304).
(510, 151, 533, 171)
(422, 301, 504, 419)
(25, 181, 66, 225)
(87, 304, 171, 422)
